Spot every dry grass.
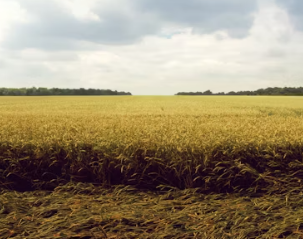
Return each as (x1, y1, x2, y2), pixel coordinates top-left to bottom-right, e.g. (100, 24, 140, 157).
(0, 96, 303, 237)
(2, 183, 303, 239)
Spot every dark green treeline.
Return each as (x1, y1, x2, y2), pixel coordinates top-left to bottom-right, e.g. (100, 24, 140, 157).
(0, 87, 132, 96)
(176, 87, 303, 96)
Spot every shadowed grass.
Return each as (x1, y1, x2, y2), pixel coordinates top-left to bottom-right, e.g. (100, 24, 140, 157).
(1, 183, 303, 238)
(1, 140, 303, 194)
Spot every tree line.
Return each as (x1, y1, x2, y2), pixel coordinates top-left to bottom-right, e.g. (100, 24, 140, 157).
(0, 87, 132, 96)
(175, 87, 303, 96)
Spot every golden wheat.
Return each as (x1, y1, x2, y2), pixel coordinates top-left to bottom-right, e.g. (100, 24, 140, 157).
(0, 95, 303, 192)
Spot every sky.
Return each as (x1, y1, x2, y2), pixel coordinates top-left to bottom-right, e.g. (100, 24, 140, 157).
(0, 0, 302, 95)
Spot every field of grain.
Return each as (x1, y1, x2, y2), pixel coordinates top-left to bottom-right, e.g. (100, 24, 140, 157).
(1, 96, 303, 192)
(1, 96, 303, 238)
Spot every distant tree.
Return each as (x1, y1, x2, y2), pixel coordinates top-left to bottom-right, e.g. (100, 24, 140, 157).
(0, 87, 132, 96)
(175, 87, 303, 96)
(202, 90, 213, 95)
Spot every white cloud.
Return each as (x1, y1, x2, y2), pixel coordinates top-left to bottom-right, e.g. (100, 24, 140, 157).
(0, 0, 302, 94)
(0, 1, 30, 42)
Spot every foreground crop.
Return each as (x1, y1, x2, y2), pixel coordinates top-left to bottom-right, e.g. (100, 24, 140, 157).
(1, 183, 303, 239)
(0, 96, 303, 238)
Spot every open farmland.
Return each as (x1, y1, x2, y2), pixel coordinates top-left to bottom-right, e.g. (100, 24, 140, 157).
(1, 96, 303, 238)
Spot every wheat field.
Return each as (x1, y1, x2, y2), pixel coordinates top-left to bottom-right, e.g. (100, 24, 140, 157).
(1, 96, 303, 238)
(0, 95, 302, 193)
(1, 96, 303, 148)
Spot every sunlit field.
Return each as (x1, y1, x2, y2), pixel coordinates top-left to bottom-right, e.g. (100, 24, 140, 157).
(1, 95, 303, 191)
(1, 96, 303, 238)
(1, 95, 303, 156)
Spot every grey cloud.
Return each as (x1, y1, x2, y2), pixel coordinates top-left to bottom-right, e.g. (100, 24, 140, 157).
(134, 0, 258, 38)
(6, 35, 78, 51)
(276, 0, 303, 15)
(4, 0, 159, 50)
(4, 0, 257, 50)
(276, 0, 303, 31)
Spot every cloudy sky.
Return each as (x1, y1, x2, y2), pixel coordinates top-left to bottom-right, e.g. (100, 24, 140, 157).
(0, 0, 302, 95)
